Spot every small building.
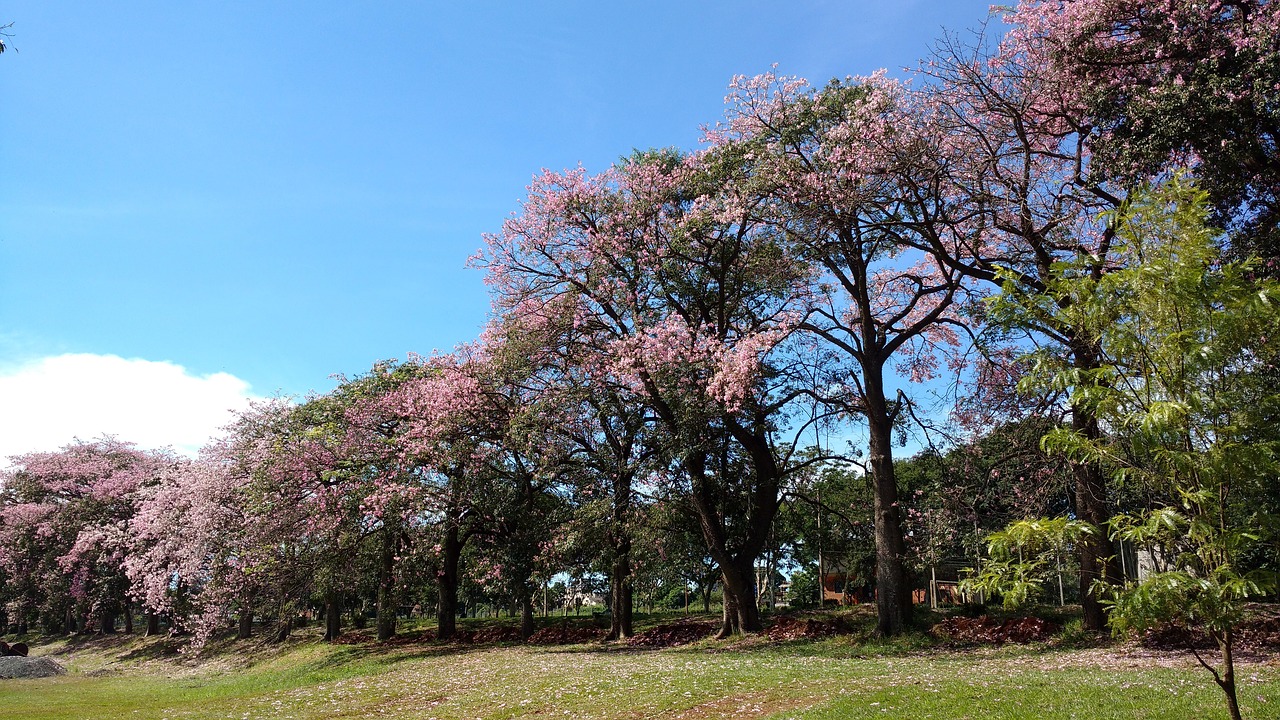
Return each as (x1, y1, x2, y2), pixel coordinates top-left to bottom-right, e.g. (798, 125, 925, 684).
(819, 572, 871, 605)
(819, 558, 974, 607)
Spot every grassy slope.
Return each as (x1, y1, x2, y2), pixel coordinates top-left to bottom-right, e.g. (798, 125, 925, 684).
(0, 612, 1276, 720)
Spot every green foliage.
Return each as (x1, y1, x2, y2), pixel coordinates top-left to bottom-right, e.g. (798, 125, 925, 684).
(786, 566, 820, 609)
(774, 459, 875, 584)
(1020, 177, 1280, 718)
(960, 518, 1093, 610)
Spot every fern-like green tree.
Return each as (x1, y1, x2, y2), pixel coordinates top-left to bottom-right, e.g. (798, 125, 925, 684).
(1027, 179, 1280, 720)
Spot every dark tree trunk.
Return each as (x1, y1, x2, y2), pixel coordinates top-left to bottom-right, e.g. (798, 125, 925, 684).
(124, 603, 133, 634)
(15, 601, 29, 636)
(720, 585, 738, 637)
(323, 590, 342, 641)
(63, 607, 75, 635)
(100, 607, 117, 634)
(687, 447, 764, 637)
(685, 418, 781, 638)
(606, 545, 633, 640)
(605, 468, 635, 640)
(376, 527, 398, 642)
(437, 523, 462, 640)
(144, 612, 160, 637)
(520, 592, 535, 641)
(352, 601, 367, 629)
(716, 558, 760, 638)
(1070, 341, 1120, 633)
(1214, 629, 1243, 720)
(864, 360, 913, 637)
(237, 608, 253, 639)
(273, 616, 293, 643)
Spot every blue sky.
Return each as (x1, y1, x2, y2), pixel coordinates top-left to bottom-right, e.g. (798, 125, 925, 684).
(0, 1, 992, 456)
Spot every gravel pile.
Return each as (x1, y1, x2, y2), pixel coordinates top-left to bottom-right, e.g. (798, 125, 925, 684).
(0, 656, 67, 679)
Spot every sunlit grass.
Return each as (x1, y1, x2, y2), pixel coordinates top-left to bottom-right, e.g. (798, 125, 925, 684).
(0, 613, 1275, 720)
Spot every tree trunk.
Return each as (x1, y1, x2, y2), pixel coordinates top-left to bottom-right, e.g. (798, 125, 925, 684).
(437, 523, 462, 640)
(716, 559, 761, 638)
(237, 608, 253, 639)
(377, 527, 398, 642)
(719, 586, 738, 638)
(520, 592, 536, 641)
(866, 366, 913, 637)
(684, 430, 778, 638)
(323, 590, 342, 642)
(124, 603, 134, 634)
(1070, 341, 1120, 633)
(100, 607, 117, 635)
(144, 612, 160, 637)
(1214, 629, 1243, 720)
(606, 538, 634, 640)
(273, 615, 293, 643)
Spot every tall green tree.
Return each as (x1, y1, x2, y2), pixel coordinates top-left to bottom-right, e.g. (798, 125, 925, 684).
(1035, 179, 1280, 720)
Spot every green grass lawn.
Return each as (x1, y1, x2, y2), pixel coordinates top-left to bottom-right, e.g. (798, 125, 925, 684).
(0, 612, 1275, 719)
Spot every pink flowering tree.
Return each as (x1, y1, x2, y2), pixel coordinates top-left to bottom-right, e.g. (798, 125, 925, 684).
(1005, 0, 1280, 258)
(477, 148, 821, 636)
(370, 341, 575, 641)
(361, 350, 501, 640)
(126, 400, 317, 647)
(0, 438, 173, 636)
(480, 297, 660, 640)
(911, 15, 1140, 630)
(911, 5, 1278, 630)
(127, 387, 403, 649)
(711, 71, 975, 635)
(319, 361, 446, 643)
(462, 339, 577, 641)
(126, 453, 249, 643)
(550, 378, 654, 640)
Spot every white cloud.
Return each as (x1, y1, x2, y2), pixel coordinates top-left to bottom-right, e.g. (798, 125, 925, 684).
(0, 354, 262, 461)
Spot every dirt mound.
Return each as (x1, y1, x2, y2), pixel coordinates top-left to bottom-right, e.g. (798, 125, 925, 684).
(1141, 616, 1280, 651)
(471, 625, 525, 644)
(1139, 623, 1214, 650)
(527, 624, 603, 645)
(626, 621, 715, 648)
(0, 656, 66, 679)
(765, 615, 853, 642)
(930, 615, 1060, 645)
(1239, 616, 1280, 649)
(0, 641, 28, 657)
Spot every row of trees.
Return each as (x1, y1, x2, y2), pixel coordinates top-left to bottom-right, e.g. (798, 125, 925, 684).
(2, 4, 1279, 711)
